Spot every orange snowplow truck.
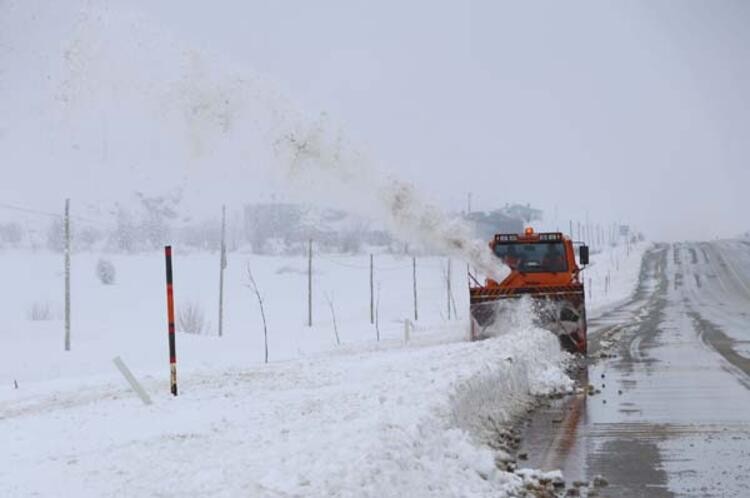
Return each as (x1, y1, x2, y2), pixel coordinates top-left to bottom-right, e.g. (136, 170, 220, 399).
(469, 228, 590, 355)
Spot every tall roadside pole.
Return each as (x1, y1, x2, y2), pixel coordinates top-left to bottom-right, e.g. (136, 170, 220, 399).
(64, 199, 71, 351)
(370, 254, 374, 325)
(164, 246, 178, 396)
(218, 205, 227, 338)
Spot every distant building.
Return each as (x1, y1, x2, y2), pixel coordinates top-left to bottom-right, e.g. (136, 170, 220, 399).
(465, 210, 524, 241)
(500, 203, 544, 224)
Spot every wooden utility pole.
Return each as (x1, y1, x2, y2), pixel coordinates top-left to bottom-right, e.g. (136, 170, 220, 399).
(369, 254, 374, 325)
(307, 239, 313, 327)
(218, 205, 227, 337)
(64, 199, 71, 352)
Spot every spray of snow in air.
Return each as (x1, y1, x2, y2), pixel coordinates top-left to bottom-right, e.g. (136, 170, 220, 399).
(274, 116, 508, 282)
(4, 0, 508, 282)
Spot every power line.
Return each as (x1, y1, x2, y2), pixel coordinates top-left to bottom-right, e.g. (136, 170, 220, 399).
(0, 201, 107, 226)
(0, 202, 60, 219)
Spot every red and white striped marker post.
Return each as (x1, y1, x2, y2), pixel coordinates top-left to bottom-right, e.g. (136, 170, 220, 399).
(165, 246, 178, 396)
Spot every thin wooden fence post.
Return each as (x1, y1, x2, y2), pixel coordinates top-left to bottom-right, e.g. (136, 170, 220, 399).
(412, 256, 418, 322)
(446, 258, 452, 320)
(308, 239, 312, 327)
(218, 205, 227, 337)
(370, 254, 374, 325)
(375, 282, 381, 341)
(64, 199, 71, 351)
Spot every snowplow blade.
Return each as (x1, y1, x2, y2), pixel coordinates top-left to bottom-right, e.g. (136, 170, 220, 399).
(470, 285, 587, 355)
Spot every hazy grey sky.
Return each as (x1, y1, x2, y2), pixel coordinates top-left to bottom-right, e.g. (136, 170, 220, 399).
(2, 1, 749, 240)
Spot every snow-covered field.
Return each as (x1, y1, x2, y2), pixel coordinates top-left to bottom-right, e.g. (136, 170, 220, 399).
(0, 243, 646, 497)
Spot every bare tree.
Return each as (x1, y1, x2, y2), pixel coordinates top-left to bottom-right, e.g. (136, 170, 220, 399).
(324, 292, 341, 346)
(246, 263, 269, 363)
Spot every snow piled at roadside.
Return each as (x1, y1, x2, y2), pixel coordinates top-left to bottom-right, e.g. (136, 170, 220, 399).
(1, 319, 571, 497)
(586, 242, 649, 317)
(0, 244, 651, 497)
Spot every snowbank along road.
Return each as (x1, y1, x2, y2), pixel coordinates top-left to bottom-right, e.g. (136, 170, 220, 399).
(0, 242, 647, 497)
(521, 240, 750, 497)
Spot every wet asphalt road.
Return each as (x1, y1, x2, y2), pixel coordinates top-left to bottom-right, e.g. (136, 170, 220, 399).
(520, 241, 750, 497)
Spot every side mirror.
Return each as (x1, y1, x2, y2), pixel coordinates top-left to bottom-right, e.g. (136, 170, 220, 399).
(579, 245, 590, 266)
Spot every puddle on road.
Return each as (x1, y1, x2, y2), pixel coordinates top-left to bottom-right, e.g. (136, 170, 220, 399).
(519, 360, 674, 497)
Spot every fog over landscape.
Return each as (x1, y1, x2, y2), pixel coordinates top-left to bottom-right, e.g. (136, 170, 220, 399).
(5, 3, 750, 497)
(2, 0, 749, 241)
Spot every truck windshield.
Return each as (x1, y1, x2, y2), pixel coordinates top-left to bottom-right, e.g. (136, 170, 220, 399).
(493, 242, 568, 273)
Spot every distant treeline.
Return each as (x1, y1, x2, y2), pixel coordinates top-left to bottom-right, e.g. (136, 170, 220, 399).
(0, 195, 536, 255)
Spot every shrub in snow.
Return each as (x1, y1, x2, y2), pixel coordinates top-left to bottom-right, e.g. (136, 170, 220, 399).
(178, 301, 208, 335)
(0, 222, 23, 246)
(96, 258, 116, 285)
(27, 301, 55, 321)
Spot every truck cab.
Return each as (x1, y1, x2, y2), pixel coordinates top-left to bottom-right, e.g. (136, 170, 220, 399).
(470, 228, 589, 354)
